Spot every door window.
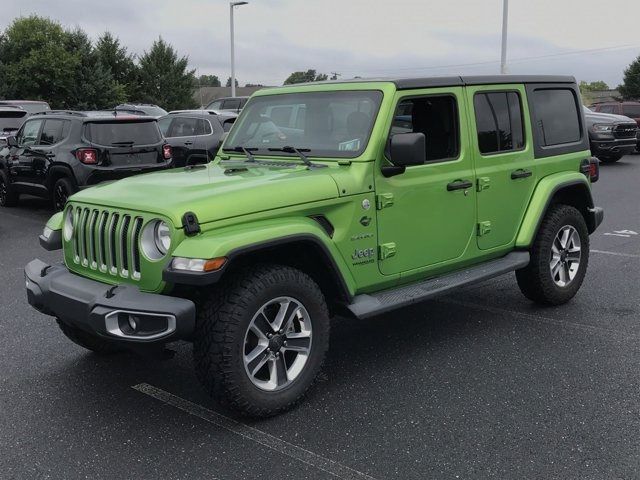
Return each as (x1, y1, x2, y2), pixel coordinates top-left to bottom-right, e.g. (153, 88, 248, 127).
(207, 100, 222, 110)
(598, 105, 616, 114)
(17, 119, 43, 146)
(390, 95, 459, 162)
(194, 118, 213, 136)
(473, 92, 525, 154)
(167, 117, 198, 137)
(40, 119, 69, 146)
(532, 89, 581, 146)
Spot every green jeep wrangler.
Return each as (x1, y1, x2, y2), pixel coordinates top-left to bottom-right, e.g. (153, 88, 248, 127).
(26, 75, 603, 417)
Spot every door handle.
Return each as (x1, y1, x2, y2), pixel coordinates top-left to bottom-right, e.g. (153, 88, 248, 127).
(184, 141, 193, 146)
(447, 179, 473, 191)
(511, 169, 532, 180)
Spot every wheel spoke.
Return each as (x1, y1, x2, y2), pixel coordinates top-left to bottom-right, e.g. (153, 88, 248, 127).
(252, 312, 274, 338)
(550, 254, 561, 271)
(567, 250, 581, 262)
(557, 262, 568, 284)
(552, 261, 563, 279)
(274, 356, 288, 386)
(563, 262, 572, 281)
(284, 335, 311, 352)
(247, 348, 270, 376)
(559, 228, 571, 249)
(272, 300, 300, 332)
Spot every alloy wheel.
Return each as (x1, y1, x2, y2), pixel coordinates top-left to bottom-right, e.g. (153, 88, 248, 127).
(243, 296, 312, 391)
(550, 225, 581, 287)
(54, 183, 68, 211)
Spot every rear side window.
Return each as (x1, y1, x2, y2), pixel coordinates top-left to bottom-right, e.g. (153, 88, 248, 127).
(84, 121, 162, 146)
(473, 92, 525, 154)
(222, 99, 241, 110)
(532, 89, 581, 146)
(40, 119, 70, 146)
(622, 105, 640, 118)
(195, 119, 213, 136)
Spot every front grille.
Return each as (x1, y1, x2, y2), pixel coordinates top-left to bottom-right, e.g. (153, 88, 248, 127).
(71, 207, 143, 280)
(614, 123, 638, 139)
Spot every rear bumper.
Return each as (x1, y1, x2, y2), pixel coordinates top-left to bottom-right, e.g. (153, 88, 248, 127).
(25, 259, 195, 345)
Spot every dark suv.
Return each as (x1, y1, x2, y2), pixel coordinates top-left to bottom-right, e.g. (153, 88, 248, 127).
(0, 111, 172, 211)
(591, 101, 640, 151)
(204, 96, 248, 113)
(115, 103, 168, 117)
(158, 110, 237, 167)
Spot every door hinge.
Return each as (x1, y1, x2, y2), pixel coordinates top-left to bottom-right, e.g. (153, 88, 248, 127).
(477, 221, 492, 236)
(477, 177, 491, 192)
(376, 193, 394, 210)
(378, 242, 397, 260)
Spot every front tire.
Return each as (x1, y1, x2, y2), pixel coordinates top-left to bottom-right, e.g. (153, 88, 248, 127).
(193, 264, 330, 417)
(516, 204, 589, 305)
(57, 319, 122, 355)
(52, 177, 75, 212)
(0, 171, 19, 207)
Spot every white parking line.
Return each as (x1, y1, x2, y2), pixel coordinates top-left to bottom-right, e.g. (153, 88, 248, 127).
(592, 249, 640, 259)
(132, 383, 378, 480)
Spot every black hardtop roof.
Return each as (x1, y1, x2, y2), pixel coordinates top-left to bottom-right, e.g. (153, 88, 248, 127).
(302, 74, 576, 89)
(30, 110, 158, 122)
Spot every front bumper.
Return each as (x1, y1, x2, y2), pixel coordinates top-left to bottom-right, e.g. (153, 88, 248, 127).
(25, 259, 195, 344)
(590, 138, 637, 156)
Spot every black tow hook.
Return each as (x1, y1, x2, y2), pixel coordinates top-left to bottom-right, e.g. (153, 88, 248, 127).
(105, 285, 119, 299)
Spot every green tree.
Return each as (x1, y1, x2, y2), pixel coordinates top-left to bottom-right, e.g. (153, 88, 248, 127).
(194, 74, 221, 87)
(137, 37, 197, 110)
(95, 31, 139, 100)
(619, 56, 640, 100)
(283, 69, 328, 85)
(225, 76, 239, 87)
(579, 80, 609, 94)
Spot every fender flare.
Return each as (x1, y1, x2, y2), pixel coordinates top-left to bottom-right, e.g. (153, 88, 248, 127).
(515, 172, 594, 248)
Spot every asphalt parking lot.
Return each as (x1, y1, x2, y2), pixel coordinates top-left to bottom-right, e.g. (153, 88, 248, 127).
(1, 155, 639, 480)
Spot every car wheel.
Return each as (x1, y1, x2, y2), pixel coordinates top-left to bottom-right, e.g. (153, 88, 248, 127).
(52, 177, 75, 212)
(0, 171, 19, 207)
(193, 264, 330, 417)
(516, 204, 589, 305)
(57, 319, 123, 355)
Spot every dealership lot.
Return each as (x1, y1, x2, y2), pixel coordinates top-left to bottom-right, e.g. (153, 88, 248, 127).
(1, 156, 639, 479)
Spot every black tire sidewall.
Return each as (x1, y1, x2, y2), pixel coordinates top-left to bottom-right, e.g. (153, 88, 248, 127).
(0, 170, 17, 207)
(52, 177, 74, 212)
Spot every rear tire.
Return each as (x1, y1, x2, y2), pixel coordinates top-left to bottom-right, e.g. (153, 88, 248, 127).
(516, 204, 589, 306)
(598, 154, 622, 163)
(52, 177, 75, 212)
(57, 319, 122, 355)
(193, 264, 330, 417)
(0, 171, 19, 207)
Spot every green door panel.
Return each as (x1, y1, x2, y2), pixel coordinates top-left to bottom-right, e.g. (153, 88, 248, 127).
(465, 84, 538, 250)
(374, 87, 477, 276)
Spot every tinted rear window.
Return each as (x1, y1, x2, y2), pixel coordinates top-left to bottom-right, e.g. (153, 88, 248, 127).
(532, 89, 581, 146)
(84, 121, 162, 146)
(0, 110, 27, 130)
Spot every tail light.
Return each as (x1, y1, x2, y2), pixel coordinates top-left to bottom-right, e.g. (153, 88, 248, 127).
(162, 144, 172, 160)
(580, 157, 599, 183)
(75, 148, 97, 165)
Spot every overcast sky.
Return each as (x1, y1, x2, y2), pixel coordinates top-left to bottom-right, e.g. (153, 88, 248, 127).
(4, 0, 640, 87)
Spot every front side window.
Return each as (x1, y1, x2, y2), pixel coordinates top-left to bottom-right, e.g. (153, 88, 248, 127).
(207, 100, 222, 110)
(532, 89, 581, 146)
(390, 95, 459, 163)
(18, 119, 43, 146)
(474, 91, 525, 154)
(84, 120, 162, 145)
(225, 90, 383, 158)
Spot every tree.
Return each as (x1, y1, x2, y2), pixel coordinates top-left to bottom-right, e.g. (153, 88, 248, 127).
(283, 69, 328, 85)
(194, 74, 221, 87)
(579, 80, 609, 94)
(225, 76, 239, 87)
(95, 32, 138, 99)
(619, 56, 640, 100)
(137, 37, 197, 110)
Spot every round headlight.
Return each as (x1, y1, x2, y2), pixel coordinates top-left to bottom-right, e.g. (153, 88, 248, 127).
(63, 208, 74, 241)
(141, 219, 171, 260)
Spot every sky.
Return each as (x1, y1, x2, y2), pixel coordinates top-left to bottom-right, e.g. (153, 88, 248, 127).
(3, 0, 640, 88)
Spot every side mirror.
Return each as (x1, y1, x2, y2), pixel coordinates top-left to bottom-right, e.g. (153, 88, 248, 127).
(382, 133, 425, 177)
(6, 136, 18, 148)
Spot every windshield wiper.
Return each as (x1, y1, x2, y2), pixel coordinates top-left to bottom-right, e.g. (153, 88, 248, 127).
(267, 146, 316, 168)
(222, 146, 258, 162)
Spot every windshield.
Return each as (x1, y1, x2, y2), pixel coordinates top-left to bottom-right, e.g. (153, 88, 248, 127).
(224, 90, 383, 158)
(84, 120, 162, 146)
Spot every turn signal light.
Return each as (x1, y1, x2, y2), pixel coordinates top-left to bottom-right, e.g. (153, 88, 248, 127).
(163, 144, 172, 160)
(171, 256, 227, 272)
(75, 148, 97, 165)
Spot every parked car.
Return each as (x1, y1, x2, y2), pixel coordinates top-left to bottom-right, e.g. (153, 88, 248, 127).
(25, 75, 602, 417)
(115, 103, 168, 117)
(204, 96, 249, 113)
(158, 110, 237, 167)
(0, 106, 29, 146)
(0, 110, 173, 211)
(591, 101, 640, 150)
(0, 100, 51, 114)
(583, 106, 638, 163)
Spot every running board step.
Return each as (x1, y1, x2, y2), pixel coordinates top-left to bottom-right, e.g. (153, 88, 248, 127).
(347, 251, 530, 319)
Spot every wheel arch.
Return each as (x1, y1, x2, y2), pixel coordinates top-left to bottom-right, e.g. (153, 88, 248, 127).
(516, 173, 596, 248)
(46, 164, 77, 190)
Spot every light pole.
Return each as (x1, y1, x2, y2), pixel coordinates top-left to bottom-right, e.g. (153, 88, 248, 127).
(230, 1, 248, 97)
(500, 0, 509, 74)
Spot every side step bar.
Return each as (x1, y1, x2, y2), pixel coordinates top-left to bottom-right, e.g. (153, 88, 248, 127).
(347, 251, 530, 319)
